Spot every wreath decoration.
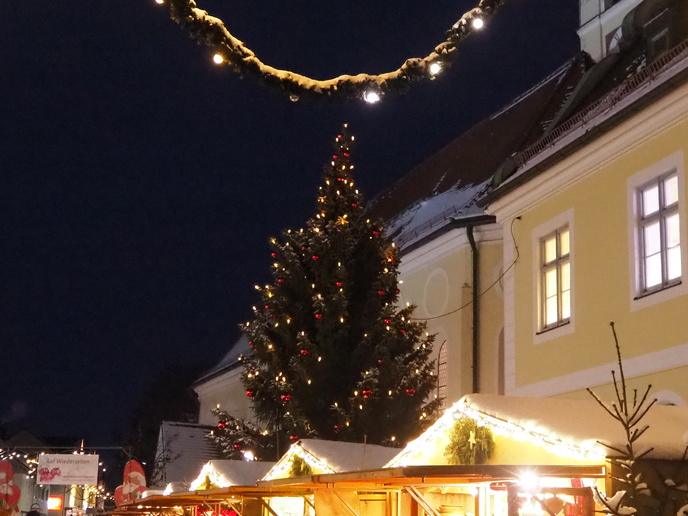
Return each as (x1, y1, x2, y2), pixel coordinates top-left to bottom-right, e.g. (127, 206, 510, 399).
(289, 456, 313, 477)
(158, 0, 507, 102)
(444, 417, 495, 465)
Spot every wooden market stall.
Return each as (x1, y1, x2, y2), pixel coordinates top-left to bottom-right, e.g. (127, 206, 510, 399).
(115, 394, 688, 516)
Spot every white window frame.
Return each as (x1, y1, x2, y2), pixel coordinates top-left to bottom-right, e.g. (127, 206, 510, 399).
(628, 152, 687, 311)
(532, 210, 575, 344)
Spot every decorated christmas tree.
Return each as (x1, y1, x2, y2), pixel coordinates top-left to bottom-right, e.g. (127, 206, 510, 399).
(212, 125, 441, 460)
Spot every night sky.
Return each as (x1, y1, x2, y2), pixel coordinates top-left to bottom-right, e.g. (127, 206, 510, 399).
(0, 1, 579, 444)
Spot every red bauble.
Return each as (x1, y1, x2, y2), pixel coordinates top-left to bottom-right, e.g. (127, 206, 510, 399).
(377, 290, 385, 296)
(271, 252, 277, 258)
(384, 319, 391, 324)
(395, 289, 400, 294)
(333, 425, 341, 433)
(399, 329, 406, 334)
(281, 394, 291, 402)
(233, 443, 241, 449)
(312, 255, 319, 260)
(315, 313, 323, 319)
(362, 389, 373, 398)
(265, 305, 270, 309)
(333, 154, 338, 159)
(300, 349, 309, 355)
(351, 203, 358, 207)
(378, 359, 383, 364)
(301, 246, 307, 250)
(217, 422, 226, 429)
(373, 231, 380, 236)
(343, 152, 350, 157)
(289, 435, 299, 441)
(336, 282, 343, 287)
(405, 388, 416, 396)
(246, 390, 255, 398)
(277, 278, 284, 283)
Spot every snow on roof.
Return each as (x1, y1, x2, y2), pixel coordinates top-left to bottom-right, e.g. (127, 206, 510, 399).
(385, 181, 489, 250)
(189, 460, 275, 489)
(194, 334, 251, 386)
(265, 439, 399, 480)
(388, 394, 688, 467)
(154, 422, 221, 488)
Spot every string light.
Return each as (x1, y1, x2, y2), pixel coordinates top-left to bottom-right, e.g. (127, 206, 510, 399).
(363, 90, 381, 104)
(158, 0, 501, 101)
(212, 53, 224, 64)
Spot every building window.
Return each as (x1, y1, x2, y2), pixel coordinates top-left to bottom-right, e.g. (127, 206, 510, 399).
(540, 226, 571, 330)
(437, 341, 447, 406)
(636, 172, 681, 295)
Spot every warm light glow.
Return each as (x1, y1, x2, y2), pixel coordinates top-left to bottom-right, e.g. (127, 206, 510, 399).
(519, 471, 540, 492)
(213, 53, 224, 64)
(243, 451, 255, 461)
(472, 17, 484, 29)
(429, 62, 442, 75)
(48, 496, 63, 511)
(363, 90, 381, 104)
(154, 0, 164, 4)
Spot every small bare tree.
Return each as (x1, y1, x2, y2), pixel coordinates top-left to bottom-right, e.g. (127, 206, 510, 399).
(588, 322, 688, 516)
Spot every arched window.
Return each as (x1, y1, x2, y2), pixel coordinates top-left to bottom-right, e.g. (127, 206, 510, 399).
(437, 341, 448, 406)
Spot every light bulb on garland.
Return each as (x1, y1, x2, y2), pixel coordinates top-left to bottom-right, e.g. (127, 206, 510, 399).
(363, 90, 381, 104)
(157, 0, 504, 101)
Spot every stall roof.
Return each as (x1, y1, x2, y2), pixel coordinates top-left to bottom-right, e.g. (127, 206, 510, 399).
(389, 394, 688, 467)
(190, 460, 276, 489)
(264, 439, 399, 479)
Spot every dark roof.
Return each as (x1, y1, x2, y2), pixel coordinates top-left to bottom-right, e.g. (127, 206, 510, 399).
(373, 0, 688, 228)
(194, 334, 251, 386)
(370, 53, 589, 247)
(488, 0, 688, 200)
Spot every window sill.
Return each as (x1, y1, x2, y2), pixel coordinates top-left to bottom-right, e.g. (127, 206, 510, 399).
(634, 280, 682, 300)
(534, 319, 574, 344)
(631, 278, 687, 311)
(537, 320, 571, 335)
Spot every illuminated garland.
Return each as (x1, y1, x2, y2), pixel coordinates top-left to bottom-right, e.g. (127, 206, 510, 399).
(387, 399, 607, 467)
(444, 417, 494, 465)
(156, 0, 507, 102)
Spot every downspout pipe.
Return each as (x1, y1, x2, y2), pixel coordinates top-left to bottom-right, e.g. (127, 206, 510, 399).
(466, 225, 480, 394)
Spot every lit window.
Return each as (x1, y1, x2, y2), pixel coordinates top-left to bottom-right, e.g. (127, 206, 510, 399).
(637, 172, 681, 295)
(540, 226, 571, 330)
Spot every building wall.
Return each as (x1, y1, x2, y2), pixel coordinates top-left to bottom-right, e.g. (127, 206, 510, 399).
(397, 224, 504, 405)
(194, 367, 253, 426)
(489, 74, 688, 404)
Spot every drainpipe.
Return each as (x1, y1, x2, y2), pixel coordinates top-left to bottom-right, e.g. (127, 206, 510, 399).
(466, 225, 480, 393)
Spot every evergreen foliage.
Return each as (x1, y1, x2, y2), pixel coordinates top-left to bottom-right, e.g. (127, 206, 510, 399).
(444, 417, 494, 465)
(214, 125, 441, 458)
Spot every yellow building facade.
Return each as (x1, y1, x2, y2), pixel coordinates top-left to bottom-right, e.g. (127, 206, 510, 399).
(487, 44, 688, 404)
(396, 223, 504, 403)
